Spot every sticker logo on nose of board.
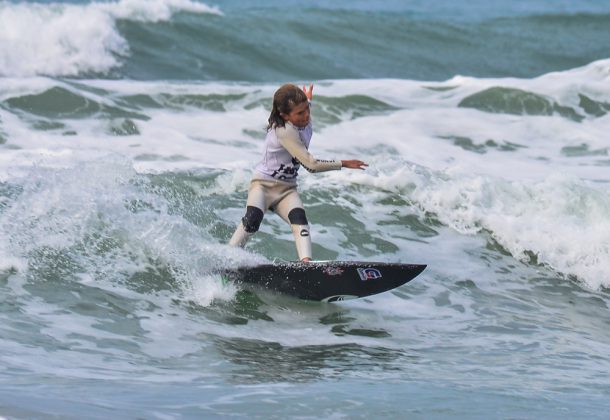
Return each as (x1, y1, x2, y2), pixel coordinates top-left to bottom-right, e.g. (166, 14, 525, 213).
(357, 267, 382, 281)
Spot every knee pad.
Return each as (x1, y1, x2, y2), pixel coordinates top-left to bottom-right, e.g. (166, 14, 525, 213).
(242, 206, 264, 233)
(288, 208, 308, 225)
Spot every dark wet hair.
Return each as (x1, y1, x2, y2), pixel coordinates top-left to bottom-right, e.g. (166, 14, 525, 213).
(267, 84, 308, 131)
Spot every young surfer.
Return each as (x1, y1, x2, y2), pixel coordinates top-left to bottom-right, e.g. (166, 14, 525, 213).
(229, 83, 367, 262)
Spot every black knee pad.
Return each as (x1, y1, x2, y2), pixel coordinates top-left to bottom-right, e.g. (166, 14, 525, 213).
(242, 206, 264, 233)
(288, 208, 308, 225)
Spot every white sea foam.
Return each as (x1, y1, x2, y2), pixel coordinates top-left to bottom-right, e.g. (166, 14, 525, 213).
(320, 59, 610, 181)
(0, 157, 251, 305)
(312, 61, 610, 288)
(100, 0, 222, 22)
(0, 0, 221, 77)
(327, 164, 610, 290)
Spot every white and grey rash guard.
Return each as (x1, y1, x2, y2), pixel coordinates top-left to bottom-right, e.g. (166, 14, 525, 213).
(254, 121, 342, 182)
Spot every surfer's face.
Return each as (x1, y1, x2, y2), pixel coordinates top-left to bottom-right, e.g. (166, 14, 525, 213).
(282, 101, 310, 128)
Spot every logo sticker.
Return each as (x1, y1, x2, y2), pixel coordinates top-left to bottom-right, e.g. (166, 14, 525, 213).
(357, 267, 382, 281)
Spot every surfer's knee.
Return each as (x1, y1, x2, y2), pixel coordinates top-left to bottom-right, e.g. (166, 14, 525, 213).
(287, 208, 308, 225)
(242, 206, 264, 233)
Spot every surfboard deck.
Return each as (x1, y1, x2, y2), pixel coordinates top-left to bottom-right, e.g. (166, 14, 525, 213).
(222, 261, 426, 302)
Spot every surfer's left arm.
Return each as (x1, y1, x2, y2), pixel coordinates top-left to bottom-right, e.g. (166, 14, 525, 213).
(341, 159, 368, 169)
(277, 129, 367, 172)
(276, 125, 343, 173)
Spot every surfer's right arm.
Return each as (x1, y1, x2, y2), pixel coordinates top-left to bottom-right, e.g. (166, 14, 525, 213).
(276, 125, 368, 172)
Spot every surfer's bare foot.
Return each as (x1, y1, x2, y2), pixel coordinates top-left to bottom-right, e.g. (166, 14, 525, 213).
(301, 257, 312, 263)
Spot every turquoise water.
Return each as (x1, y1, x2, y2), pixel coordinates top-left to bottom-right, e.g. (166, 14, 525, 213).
(1, 0, 610, 418)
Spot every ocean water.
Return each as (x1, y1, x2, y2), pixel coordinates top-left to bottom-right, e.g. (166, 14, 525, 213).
(1, 0, 610, 418)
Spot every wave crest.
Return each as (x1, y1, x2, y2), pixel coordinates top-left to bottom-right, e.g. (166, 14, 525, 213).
(0, 0, 221, 77)
(385, 166, 610, 290)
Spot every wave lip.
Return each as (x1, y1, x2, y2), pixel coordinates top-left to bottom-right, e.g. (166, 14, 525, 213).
(410, 170, 610, 290)
(0, 0, 221, 78)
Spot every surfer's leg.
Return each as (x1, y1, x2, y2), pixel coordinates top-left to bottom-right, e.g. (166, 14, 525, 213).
(229, 206, 264, 247)
(229, 182, 266, 248)
(275, 191, 312, 261)
(288, 208, 312, 262)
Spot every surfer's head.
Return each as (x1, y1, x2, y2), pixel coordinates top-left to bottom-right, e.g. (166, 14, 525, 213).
(267, 84, 310, 130)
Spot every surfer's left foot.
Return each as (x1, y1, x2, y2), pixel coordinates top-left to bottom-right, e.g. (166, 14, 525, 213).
(301, 257, 312, 263)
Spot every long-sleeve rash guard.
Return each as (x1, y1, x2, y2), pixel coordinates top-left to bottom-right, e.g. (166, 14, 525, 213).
(254, 120, 341, 183)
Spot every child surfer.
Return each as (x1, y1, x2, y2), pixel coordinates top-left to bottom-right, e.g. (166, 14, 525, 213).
(229, 83, 367, 262)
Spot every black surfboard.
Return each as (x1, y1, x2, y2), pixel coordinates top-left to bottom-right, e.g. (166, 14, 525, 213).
(222, 261, 426, 302)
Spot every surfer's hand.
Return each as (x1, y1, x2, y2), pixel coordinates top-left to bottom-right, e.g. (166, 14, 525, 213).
(303, 83, 314, 101)
(341, 160, 368, 170)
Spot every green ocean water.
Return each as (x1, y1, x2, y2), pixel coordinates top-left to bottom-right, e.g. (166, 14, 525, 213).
(2, 0, 610, 418)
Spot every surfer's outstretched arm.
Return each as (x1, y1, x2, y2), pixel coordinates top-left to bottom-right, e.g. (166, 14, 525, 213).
(341, 160, 368, 169)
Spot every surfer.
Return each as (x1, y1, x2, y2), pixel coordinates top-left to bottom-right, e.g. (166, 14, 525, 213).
(229, 83, 367, 262)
